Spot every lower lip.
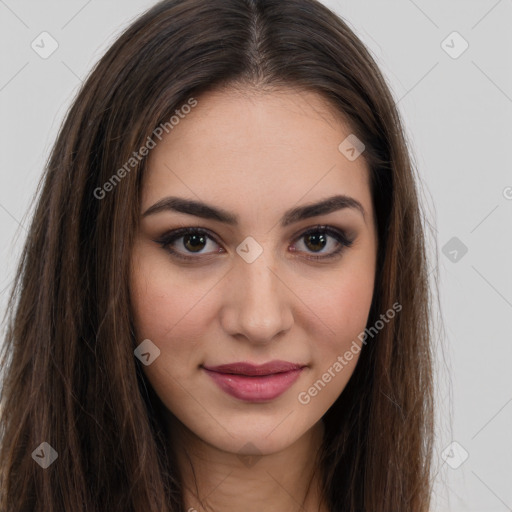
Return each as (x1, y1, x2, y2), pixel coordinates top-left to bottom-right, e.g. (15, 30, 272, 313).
(203, 368, 304, 402)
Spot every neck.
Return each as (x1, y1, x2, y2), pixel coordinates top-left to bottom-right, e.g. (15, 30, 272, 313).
(167, 416, 329, 512)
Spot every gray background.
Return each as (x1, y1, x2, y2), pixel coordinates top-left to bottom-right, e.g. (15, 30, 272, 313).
(1, 1, 511, 510)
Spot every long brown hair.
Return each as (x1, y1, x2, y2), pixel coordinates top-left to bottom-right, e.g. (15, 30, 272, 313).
(0, 0, 436, 510)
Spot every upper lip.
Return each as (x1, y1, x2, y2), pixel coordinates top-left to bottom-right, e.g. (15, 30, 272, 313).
(202, 360, 306, 376)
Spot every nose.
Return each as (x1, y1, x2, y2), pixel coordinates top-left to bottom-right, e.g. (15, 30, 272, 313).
(219, 249, 294, 345)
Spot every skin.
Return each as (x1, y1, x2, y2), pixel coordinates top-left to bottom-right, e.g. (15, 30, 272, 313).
(130, 87, 378, 512)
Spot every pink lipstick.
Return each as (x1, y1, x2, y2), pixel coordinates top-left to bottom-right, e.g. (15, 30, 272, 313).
(202, 360, 305, 402)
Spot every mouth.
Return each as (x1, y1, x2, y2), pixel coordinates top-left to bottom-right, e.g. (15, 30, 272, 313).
(201, 360, 306, 402)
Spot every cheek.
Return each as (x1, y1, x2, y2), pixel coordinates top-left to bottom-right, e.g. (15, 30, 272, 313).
(313, 251, 375, 337)
(305, 256, 375, 387)
(130, 268, 211, 413)
(327, 273, 374, 337)
(129, 248, 210, 366)
(295, 273, 374, 411)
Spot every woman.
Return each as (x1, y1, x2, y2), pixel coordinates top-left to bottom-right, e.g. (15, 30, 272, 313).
(0, 0, 436, 510)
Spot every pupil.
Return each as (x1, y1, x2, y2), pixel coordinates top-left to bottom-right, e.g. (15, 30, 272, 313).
(306, 233, 326, 252)
(184, 234, 206, 252)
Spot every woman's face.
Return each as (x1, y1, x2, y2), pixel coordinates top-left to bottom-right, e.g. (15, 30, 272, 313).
(130, 87, 377, 455)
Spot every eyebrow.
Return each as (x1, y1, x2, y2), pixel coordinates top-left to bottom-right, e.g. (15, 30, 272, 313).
(142, 194, 366, 227)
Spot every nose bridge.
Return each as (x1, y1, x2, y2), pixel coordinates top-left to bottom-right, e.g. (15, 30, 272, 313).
(241, 249, 279, 303)
(223, 242, 293, 343)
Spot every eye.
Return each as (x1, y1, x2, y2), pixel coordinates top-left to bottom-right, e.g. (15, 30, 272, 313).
(290, 225, 354, 261)
(154, 225, 354, 262)
(154, 227, 222, 261)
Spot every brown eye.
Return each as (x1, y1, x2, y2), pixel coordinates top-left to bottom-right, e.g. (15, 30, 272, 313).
(182, 232, 208, 253)
(303, 232, 328, 252)
(155, 228, 222, 260)
(292, 226, 354, 261)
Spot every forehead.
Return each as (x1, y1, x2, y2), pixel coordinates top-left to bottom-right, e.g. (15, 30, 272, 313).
(142, 87, 373, 225)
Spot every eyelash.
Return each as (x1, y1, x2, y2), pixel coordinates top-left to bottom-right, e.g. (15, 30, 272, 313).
(154, 225, 354, 263)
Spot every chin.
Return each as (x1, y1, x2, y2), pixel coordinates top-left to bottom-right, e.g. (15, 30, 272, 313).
(189, 410, 320, 457)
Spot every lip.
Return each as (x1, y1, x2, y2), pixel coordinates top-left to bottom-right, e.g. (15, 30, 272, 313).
(202, 360, 306, 402)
